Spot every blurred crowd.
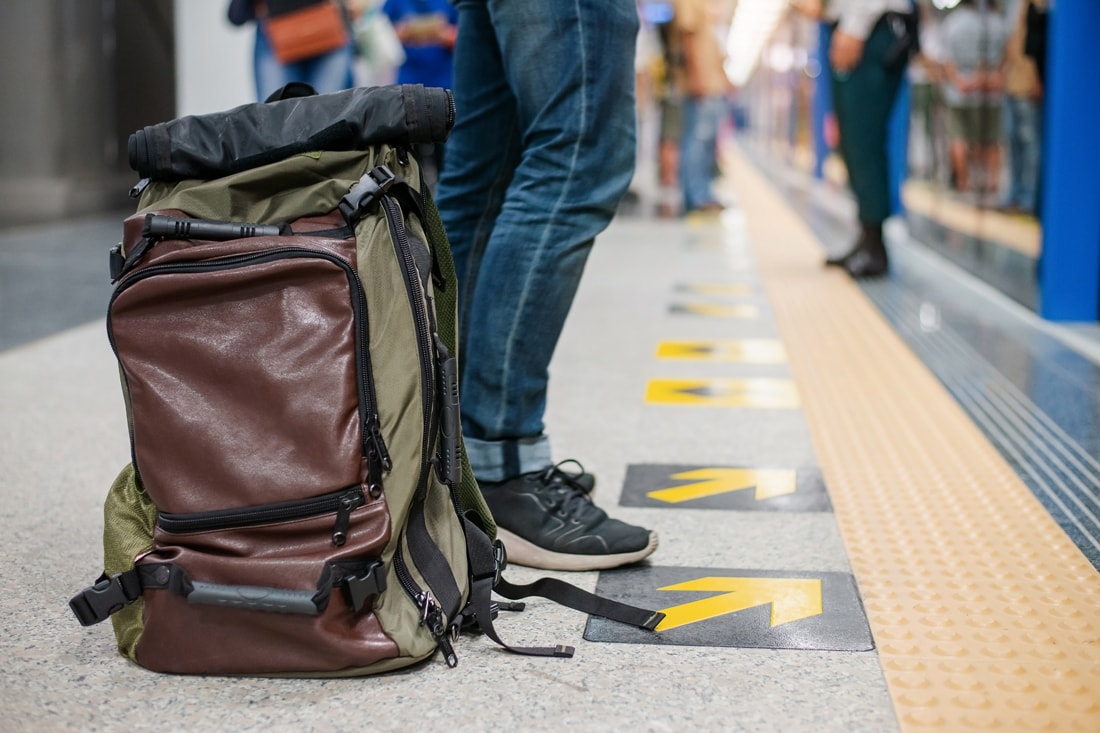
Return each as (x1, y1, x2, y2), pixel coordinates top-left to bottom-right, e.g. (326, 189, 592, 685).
(229, 0, 1048, 220)
(907, 0, 1046, 216)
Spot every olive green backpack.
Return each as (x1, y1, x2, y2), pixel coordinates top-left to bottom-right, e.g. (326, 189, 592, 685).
(68, 84, 662, 676)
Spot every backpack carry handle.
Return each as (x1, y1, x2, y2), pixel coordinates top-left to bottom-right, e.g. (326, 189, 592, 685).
(187, 581, 322, 615)
(71, 560, 387, 626)
(143, 213, 286, 242)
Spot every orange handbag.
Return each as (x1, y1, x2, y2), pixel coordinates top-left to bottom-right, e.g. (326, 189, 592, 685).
(264, 0, 349, 64)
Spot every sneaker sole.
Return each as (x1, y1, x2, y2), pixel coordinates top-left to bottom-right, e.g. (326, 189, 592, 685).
(495, 528, 659, 571)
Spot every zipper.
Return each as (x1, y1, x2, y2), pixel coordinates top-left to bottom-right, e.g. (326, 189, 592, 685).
(379, 188, 469, 665)
(393, 544, 458, 667)
(379, 195, 434, 497)
(419, 590, 458, 667)
(444, 90, 456, 131)
(108, 247, 390, 481)
(157, 486, 365, 547)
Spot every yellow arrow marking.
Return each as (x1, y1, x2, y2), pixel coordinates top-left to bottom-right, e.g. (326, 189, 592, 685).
(677, 284, 753, 297)
(670, 302, 759, 319)
(647, 468, 797, 503)
(655, 339, 786, 363)
(656, 577, 823, 632)
(645, 378, 800, 408)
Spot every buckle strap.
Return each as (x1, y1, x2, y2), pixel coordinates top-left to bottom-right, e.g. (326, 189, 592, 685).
(461, 517, 573, 658)
(339, 165, 397, 226)
(69, 568, 144, 627)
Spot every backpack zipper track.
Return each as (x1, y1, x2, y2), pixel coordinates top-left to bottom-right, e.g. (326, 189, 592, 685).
(157, 486, 366, 546)
(379, 193, 462, 665)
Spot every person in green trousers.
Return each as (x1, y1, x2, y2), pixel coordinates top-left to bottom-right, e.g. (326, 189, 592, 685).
(794, 0, 915, 278)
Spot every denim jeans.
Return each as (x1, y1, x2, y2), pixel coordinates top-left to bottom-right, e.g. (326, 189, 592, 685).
(253, 25, 356, 101)
(679, 95, 727, 212)
(435, 0, 638, 482)
(1001, 95, 1040, 213)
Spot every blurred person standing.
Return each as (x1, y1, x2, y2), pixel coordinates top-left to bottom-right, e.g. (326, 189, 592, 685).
(793, 0, 915, 279)
(940, 0, 1008, 198)
(228, 0, 358, 101)
(999, 0, 1042, 215)
(433, 0, 658, 571)
(382, 0, 458, 190)
(907, 1, 948, 182)
(672, 0, 734, 215)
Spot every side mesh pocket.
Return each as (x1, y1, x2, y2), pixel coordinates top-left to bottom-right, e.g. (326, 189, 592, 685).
(102, 463, 156, 661)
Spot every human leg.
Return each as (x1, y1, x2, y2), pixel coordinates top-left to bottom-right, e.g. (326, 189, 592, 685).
(828, 21, 904, 276)
(253, 28, 293, 101)
(1001, 96, 1020, 209)
(436, 0, 655, 569)
(435, 0, 523, 362)
(450, 0, 638, 466)
(1015, 96, 1040, 213)
(947, 106, 971, 192)
(679, 95, 724, 213)
(978, 103, 1002, 196)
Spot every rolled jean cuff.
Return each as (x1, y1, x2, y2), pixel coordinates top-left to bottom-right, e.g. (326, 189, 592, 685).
(464, 435, 552, 482)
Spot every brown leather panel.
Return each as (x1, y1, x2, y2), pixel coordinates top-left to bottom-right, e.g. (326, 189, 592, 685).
(137, 472, 394, 672)
(112, 251, 363, 513)
(136, 588, 401, 674)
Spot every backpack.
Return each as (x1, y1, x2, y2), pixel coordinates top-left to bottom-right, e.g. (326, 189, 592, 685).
(68, 84, 663, 676)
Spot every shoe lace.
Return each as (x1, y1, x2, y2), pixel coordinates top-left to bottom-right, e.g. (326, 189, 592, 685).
(540, 459, 591, 493)
(536, 461, 598, 519)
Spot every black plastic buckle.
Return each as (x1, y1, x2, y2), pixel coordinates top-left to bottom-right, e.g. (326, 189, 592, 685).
(109, 245, 125, 282)
(339, 165, 397, 226)
(69, 571, 141, 627)
(343, 560, 387, 614)
(492, 539, 507, 586)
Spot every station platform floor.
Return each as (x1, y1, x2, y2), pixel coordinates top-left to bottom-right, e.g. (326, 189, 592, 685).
(2, 146, 1100, 732)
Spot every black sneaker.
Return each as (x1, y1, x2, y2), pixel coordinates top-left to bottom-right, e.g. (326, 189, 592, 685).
(480, 463, 658, 571)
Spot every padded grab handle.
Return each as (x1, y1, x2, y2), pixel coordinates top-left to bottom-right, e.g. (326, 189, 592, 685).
(187, 581, 321, 615)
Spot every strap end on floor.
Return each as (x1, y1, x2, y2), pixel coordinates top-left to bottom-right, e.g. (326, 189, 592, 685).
(643, 611, 666, 631)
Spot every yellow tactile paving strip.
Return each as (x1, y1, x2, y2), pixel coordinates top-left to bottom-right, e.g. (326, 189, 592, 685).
(726, 148, 1100, 732)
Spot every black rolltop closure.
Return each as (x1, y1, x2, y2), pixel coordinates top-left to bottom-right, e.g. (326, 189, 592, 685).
(128, 84, 455, 182)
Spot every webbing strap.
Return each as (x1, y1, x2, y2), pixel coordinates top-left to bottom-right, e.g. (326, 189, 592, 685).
(463, 518, 573, 658)
(494, 577, 665, 631)
(462, 518, 666, 656)
(68, 563, 181, 627)
(469, 576, 574, 658)
(69, 560, 385, 627)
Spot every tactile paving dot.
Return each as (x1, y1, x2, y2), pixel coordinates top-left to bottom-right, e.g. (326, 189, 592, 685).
(729, 153, 1100, 732)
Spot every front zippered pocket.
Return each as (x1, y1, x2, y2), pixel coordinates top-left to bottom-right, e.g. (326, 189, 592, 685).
(109, 244, 391, 510)
(110, 247, 389, 472)
(158, 486, 366, 547)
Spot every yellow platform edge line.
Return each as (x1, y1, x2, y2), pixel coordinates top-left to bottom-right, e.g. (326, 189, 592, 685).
(725, 148, 1100, 732)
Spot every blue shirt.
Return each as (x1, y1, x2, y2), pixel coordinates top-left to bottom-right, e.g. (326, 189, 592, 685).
(382, 0, 458, 90)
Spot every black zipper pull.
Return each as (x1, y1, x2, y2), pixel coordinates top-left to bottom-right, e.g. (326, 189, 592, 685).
(437, 629, 458, 668)
(367, 416, 393, 472)
(418, 592, 458, 667)
(129, 178, 152, 198)
(331, 489, 363, 546)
